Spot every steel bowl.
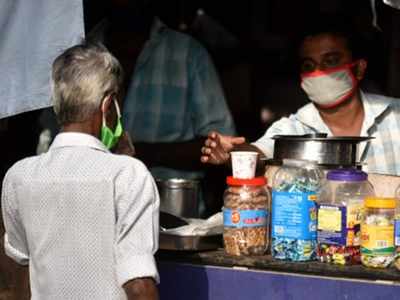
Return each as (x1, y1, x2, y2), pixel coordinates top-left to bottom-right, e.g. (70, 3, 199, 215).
(156, 178, 200, 218)
(271, 133, 372, 167)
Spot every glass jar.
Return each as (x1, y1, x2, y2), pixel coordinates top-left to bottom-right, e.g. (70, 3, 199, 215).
(394, 186, 400, 271)
(317, 169, 375, 265)
(223, 176, 270, 256)
(271, 159, 323, 261)
(361, 197, 395, 268)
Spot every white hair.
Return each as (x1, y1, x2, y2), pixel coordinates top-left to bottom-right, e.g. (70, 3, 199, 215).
(51, 42, 123, 125)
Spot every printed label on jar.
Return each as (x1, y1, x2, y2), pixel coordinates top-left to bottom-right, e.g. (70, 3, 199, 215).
(271, 191, 317, 240)
(361, 224, 394, 255)
(395, 219, 400, 246)
(317, 203, 362, 246)
(223, 209, 268, 228)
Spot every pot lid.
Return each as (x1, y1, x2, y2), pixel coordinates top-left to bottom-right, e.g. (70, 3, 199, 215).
(272, 133, 373, 143)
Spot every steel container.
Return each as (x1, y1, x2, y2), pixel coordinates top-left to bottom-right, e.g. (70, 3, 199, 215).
(156, 178, 200, 218)
(271, 133, 372, 168)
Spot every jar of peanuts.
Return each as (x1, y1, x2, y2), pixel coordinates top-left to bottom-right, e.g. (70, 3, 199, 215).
(223, 176, 270, 256)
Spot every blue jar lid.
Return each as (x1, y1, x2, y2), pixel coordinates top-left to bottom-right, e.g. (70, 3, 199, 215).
(327, 169, 368, 182)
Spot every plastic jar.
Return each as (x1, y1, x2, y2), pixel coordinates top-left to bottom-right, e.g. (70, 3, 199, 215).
(271, 159, 323, 261)
(394, 186, 400, 270)
(361, 197, 395, 268)
(223, 176, 270, 256)
(317, 169, 375, 265)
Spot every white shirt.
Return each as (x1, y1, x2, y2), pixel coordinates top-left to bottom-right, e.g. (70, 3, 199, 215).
(2, 132, 160, 300)
(0, 0, 84, 118)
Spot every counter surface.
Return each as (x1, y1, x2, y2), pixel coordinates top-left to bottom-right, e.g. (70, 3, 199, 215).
(157, 248, 400, 282)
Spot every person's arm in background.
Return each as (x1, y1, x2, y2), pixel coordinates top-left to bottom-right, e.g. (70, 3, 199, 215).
(133, 137, 208, 170)
(115, 161, 160, 300)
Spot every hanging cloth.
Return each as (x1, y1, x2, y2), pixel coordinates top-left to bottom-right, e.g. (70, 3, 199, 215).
(0, 0, 84, 119)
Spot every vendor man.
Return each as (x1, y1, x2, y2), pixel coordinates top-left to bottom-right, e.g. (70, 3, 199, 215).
(1, 43, 159, 299)
(201, 24, 400, 176)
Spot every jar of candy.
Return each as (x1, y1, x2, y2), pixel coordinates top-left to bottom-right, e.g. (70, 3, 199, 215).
(271, 159, 323, 261)
(317, 169, 374, 265)
(361, 197, 395, 268)
(223, 176, 270, 256)
(394, 186, 400, 271)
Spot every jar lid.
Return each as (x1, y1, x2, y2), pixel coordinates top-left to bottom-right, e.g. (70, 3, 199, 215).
(364, 197, 396, 209)
(226, 176, 267, 186)
(327, 169, 368, 182)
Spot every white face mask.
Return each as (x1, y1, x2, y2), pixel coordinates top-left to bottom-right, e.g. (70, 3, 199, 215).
(300, 63, 358, 108)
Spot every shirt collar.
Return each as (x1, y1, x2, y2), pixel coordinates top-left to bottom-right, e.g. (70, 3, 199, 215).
(296, 102, 333, 135)
(49, 132, 109, 153)
(135, 17, 166, 71)
(360, 90, 391, 135)
(149, 17, 167, 40)
(296, 90, 392, 136)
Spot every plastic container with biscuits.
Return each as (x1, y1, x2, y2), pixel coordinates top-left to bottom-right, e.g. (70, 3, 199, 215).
(223, 176, 270, 256)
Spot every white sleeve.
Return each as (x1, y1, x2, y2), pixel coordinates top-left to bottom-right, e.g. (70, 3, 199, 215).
(1, 171, 29, 265)
(114, 161, 160, 286)
(252, 116, 307, 158)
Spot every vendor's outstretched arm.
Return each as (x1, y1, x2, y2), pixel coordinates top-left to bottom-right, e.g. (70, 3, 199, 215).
(200, 131, 265, 165)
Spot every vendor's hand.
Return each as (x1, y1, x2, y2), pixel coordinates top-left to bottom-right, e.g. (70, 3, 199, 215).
(113, 131, 135, 157)
(200, 131, 245, 165)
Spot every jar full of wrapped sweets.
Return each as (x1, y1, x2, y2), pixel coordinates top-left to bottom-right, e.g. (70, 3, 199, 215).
(361, 197, 395, 268)
(271, 159, 323, 261)
(317, 169, 374, 265)
(393, 186, 400, 271)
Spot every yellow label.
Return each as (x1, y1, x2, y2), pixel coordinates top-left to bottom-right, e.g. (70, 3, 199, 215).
(361, 224, 394, 250)
(347, 203, 363, 246)
(346, 203, 363, 228)
(318, 207, 341, 232)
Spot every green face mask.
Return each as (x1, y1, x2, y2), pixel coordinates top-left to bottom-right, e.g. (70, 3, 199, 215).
(101, 98, 123, 149)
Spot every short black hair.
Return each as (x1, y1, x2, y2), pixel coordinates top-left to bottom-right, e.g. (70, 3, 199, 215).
(297, 15, 367, 60)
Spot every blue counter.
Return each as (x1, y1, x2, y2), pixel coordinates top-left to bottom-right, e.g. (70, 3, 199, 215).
(157, 250, 400, 300)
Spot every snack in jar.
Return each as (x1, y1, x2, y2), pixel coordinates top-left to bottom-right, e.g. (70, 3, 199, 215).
(394, 186, 400, 270)
(361, 197, 395, 268)
(223, 176, 270, 256)
(271, 159, 323, 261)
(317, 169, 374, 265)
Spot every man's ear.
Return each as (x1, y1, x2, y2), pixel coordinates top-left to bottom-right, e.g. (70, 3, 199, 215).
(101, 95, 113, 114)
(355, 59, 367, 81)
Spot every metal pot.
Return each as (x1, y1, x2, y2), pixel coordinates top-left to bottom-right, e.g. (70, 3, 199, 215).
(271, 133, 372, 168)
(156, 178, 200, 218)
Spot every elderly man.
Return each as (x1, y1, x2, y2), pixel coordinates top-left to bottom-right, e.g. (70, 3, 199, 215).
(201, 24, 400, 176)
(1, 43, 159, 299)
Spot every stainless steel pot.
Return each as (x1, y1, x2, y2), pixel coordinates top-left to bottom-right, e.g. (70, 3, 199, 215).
(271, 133, 372, 167)
(156, 178, 200, 218)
